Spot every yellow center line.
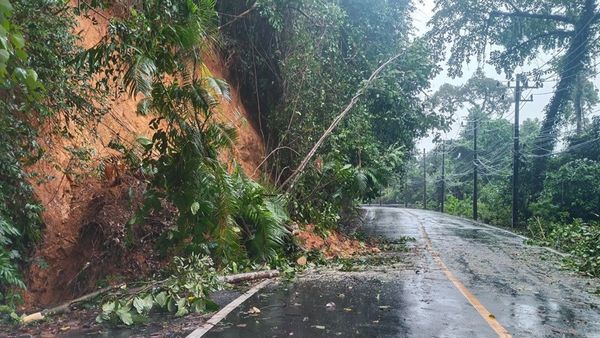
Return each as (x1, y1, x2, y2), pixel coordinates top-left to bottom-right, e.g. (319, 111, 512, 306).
(418, 222, 512, 338)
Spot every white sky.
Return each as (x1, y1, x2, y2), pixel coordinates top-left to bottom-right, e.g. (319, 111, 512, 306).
(412, 0, 600, 151)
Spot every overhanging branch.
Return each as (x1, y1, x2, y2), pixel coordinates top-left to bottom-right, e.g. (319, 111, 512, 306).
(506, 29, 575, 53)
(491, 10, 575, 24)
(218, 2, 257, 30)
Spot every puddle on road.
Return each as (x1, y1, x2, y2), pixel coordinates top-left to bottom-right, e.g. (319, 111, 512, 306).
(206, 277, 412, 337)
(447, 227, 497, 243)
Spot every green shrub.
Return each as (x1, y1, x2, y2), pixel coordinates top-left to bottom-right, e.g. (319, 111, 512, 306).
(538, 159, 600, 221)
(535, 219, 600, 277)
(445, 195, 472, 218)
(478, 183, 511, 227)
(234, 173, 289, 262)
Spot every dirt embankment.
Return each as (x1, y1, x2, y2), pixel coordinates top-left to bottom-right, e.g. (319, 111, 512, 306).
(23, 7, 265, 310)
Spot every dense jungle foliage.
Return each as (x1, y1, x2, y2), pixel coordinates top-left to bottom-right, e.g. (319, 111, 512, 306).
(219, 0, 444, 230)
(0, 0, 290, 313)
(0, 0, 103, 307)
(0, 0, 441, 316)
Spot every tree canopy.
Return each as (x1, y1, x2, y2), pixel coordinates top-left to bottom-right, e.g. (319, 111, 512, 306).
(428, 0, 600, 192)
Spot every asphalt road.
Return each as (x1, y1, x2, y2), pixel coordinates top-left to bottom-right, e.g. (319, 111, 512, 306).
(203, 207, 600, 337)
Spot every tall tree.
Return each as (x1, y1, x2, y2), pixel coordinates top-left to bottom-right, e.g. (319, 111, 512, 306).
(429, 71, 511, 118)
(566, 75, 599, 135)
(219, 0, 445, 227)
(428, 0, 600, 192)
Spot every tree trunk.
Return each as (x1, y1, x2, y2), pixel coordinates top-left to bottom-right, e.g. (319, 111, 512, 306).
(219, 270, 279, 283)
(282, 53, 403, 191)
(531, 0, 597, 194)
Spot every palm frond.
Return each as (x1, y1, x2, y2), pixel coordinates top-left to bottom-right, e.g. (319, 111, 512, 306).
(206, 77, 231, 102)
(354, 169, 368, 193)
(123, 55, 156, 98)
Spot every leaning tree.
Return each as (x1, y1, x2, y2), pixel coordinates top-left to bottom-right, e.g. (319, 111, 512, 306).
(428, 0, 600, 193)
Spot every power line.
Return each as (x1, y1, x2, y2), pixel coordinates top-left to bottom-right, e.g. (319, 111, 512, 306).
(522, 136, 600, 158)
(524, 10, 600, 80)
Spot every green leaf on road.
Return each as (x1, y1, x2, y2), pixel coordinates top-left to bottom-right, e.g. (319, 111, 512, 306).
(175, 298, 189, 317)
(116, 307, 133, 325)
(101, 301, 115, 315)
(190, 202, 200, 215)
(133, 295, 153, 314)
(154, 291, 167, 308)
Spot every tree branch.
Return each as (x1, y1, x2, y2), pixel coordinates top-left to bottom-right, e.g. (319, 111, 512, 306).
(501, 0, 520, 12)
(491, 10, 575, 24)
(218, 2, 257, 30)
(505, 29, 575, 53)
(282, 53, 403, 191)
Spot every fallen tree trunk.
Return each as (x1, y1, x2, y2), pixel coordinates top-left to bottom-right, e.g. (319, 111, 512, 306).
(22, 283, 125, 324)
(21, 270, 279, 324)
(220, 269, 279, 283)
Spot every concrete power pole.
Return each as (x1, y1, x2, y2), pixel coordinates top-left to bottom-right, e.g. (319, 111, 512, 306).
(473, 119, 478, 221)
(404, 175, 408, 208)
(512, 75, 521, 228)
(423, 148, 427, 210)
(510, 74, 538, 227)
(441, 140, 446, 213)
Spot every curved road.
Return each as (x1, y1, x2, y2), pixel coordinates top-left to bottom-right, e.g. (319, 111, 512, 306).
(203, 207, 600, 337)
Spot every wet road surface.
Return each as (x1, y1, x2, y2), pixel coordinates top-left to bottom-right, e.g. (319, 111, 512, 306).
(203, 207, 600, 337)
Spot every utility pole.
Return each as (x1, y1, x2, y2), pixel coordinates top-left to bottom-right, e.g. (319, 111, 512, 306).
(404, 175, 408, 208)
(509, 74, 538, 227)
(473, 119, 478, 221)
(441, 140, 445, 213)
(512, 74, 521, 228)
(423, 148, 427, 210)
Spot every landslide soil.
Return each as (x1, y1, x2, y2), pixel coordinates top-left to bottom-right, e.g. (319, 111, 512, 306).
(22, 6, 265, 311)
(295, 224, 381, 259)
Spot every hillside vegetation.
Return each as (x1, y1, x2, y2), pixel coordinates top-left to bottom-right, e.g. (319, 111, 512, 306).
(0, 0, 439, 319)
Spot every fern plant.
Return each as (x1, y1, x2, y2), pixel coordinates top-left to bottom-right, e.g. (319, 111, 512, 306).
(233, 171, 289, 262)
(80, 0, 289, 265)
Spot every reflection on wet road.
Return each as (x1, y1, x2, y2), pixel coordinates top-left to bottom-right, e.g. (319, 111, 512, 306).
(204, 207, 600, 337)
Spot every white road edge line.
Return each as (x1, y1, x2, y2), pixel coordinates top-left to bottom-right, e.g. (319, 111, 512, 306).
(186, 279, 273, 338)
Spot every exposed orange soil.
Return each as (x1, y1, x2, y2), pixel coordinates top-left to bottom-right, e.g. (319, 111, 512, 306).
(295, 224, 380, 259)
(204, 52, 266, 178)
(23, 5, 266, 310)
